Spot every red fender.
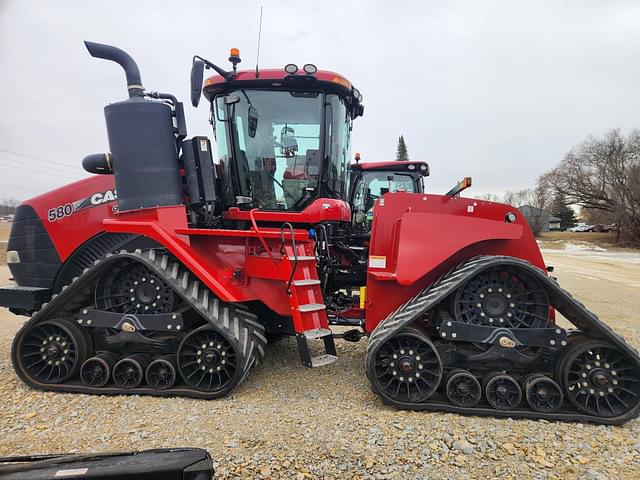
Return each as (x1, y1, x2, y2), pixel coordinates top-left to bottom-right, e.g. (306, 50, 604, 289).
(365, 192, 547, 332)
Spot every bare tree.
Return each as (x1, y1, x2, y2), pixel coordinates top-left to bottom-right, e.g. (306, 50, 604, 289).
(547, 129, 640, 242)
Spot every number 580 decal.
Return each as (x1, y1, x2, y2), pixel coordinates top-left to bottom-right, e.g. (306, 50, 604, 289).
(47, 203, 74, 222)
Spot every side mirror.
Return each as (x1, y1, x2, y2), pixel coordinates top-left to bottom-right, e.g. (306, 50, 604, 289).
(190, 59, 205, 107)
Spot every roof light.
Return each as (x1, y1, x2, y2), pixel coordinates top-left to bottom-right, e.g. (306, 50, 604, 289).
(407, 164, 416, 170)
(284, 64, 298, 74)
(420, 164, 428, 171)
(353, 88, 363, 102)
(331, 75, 351, 89)
(303, 64, 317, 74)
(230, 48, 240, 57)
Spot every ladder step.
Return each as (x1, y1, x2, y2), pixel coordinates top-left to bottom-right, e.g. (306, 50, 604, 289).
(303, 328, 332, 340)
(298, 303, 327, 313)
(291, 255, 316, 261)
(292, 279, 321, 287)
(310, 354, 338, 368)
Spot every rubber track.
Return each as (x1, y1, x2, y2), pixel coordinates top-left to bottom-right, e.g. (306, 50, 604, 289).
(365, 255, 640, 425)
(11, 249, 267, 399)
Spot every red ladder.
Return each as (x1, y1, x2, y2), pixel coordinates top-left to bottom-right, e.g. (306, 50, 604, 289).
(281, 242, 337, 367)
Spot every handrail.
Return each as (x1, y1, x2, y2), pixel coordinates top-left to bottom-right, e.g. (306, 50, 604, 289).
(248, 208, 273, 258)
(280, 222, 298, 295)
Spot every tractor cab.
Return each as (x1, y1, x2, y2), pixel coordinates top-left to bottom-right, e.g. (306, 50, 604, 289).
(194, 54, 364, 223)
(348, 160, 429, 231)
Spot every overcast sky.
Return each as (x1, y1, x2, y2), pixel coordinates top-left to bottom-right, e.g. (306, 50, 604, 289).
(2, 0, 640, 201)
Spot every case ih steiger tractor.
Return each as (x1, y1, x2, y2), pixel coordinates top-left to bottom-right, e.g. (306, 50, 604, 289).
(1, 42, 639, 424)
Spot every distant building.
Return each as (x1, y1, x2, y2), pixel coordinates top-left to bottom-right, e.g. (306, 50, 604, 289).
(518, 205, 552, 232)
(549, 216, 561, 231)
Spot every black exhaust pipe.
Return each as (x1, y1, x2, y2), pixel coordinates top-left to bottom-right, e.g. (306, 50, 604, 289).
(84, 40, 184, 211)
(84, 41, 144, 97)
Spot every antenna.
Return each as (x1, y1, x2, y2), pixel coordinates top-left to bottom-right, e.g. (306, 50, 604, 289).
(255, 6, 264, 78)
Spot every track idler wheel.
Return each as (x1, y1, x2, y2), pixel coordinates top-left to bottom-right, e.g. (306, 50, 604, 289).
(522, 374, 564, 413)
(368, 326, 443, 404)
(445, 369, 482, 407)
(177, 325, 243, 394)
(146, 355, 177, 390)
(13, 318, 90, 384)
(81, 352, 119, 387)
(113, 355, 149, 389)
(559, 340, 640, 418)
(484, 372, 522, 410)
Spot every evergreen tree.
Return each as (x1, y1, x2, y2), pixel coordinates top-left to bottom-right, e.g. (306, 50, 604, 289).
(396, 135, 409, 161)
(550, 193, 577, 230)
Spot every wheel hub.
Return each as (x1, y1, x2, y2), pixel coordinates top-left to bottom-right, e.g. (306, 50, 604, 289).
(45, 344, 61, 358)
(204, 349, 220, 365)
(536, 386, 549, 400)
(496, 384, 509, 399)
(135, 282, 158, 304)
(482, 292, 509, 317)
(591, 370, 610, 387)
(456, 382, 470, 395)
(398, 357, 415, 374)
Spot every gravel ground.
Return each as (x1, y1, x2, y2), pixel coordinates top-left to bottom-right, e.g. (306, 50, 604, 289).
(1, 249, 640, 479)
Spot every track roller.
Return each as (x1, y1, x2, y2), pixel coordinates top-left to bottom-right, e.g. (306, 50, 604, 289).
(484, 372, 522, 410)
(522, 374, 563, 413)
(146, 355, 177, 390)
(559, 340, 640, 418)
(81, 352, 119, 387)
(445, 369, 482, 407)
(14, 318, 90, 384)
(113, 355, 149, 389)
(367, 326, 443, 404)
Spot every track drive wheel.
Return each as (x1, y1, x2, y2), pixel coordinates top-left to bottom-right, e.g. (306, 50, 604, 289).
(559, 340, 640, 418)
(13, 318, 90, 385)
(453, 266, 549, 328)
(445, 369, 482, 407)
(484, 372, 522, 410)
(368, 326, 443, 405)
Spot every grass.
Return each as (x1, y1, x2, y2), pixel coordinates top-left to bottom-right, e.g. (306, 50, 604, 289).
(536, 231, 639, 251)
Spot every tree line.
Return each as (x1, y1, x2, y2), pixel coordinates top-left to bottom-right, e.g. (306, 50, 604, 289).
(486, 129, 639, 242)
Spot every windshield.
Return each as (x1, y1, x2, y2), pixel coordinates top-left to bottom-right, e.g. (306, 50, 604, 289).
(213, 90, 350, 210)
(352, 172, 416, 230)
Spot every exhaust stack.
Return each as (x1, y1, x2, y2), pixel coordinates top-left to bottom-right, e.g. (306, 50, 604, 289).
(84, 41, 144, 97)
(84, 41, 184, 212)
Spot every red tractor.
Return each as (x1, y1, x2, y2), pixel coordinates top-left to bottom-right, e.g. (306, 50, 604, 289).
(1, 42, 638, 424)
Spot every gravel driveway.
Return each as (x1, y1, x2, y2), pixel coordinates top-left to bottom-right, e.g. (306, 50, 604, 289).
(1, 252, 639, 479)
